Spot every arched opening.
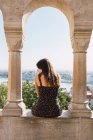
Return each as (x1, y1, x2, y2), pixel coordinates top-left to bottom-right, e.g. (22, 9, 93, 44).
(0, 10, 8, 108)
(22, 6, 73, 110)
(0, 10, 8, 72)
(87, 30, 93, 109)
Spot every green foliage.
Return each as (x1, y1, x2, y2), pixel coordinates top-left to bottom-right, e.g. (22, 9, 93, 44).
(0, 81, 71, 110)
(0, 84, 8, 108)
(22, 81, 38, 108)
(57, 88, 71, 109)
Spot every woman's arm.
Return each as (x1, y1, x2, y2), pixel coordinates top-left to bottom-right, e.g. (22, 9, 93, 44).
(35, 75, 40, 97)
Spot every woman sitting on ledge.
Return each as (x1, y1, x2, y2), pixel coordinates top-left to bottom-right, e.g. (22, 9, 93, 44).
(31, 58, 61, 117)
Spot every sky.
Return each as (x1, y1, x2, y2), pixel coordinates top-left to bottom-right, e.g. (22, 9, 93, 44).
(0, 7, 93, 72)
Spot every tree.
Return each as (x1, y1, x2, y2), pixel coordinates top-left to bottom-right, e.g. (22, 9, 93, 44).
(57, 88, 71, 109)
(22, 81, 38, 108)
(0, 84, 7, 108)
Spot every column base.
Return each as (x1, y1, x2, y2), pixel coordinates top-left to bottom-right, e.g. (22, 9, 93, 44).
(2, 100, 26, 116)
(68, 101, 92, 118)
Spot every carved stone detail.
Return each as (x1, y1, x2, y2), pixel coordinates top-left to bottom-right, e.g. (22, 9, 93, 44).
(73, 29, 92, 52)
(5, 27, 23, 51)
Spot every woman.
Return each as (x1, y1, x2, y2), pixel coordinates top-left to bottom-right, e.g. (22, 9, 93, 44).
(31, 58, 62, 117)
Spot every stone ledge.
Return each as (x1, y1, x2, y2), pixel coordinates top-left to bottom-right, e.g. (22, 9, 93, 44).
(21, 109, 93, 119)
(0, 114, 93, 140)
(0, 109, 93, 118)
(22, 109, 71, 118)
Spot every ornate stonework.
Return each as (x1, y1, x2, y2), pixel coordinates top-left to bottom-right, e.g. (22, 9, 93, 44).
(5, 27, 23, 50)
(73, 29, 92, 52)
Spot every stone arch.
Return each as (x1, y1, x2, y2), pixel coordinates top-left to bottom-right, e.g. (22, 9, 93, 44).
(0, 9, 5, 44)
(0, 9, 8, 70)
(22, 0, 74, 44)
(0, 9, 3, 25)
(22, 6, 73, 72)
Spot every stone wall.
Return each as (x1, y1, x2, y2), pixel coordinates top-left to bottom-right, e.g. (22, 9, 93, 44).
(0, 116, 93, 140)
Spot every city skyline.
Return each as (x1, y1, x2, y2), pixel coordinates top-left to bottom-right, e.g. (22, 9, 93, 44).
(0, 7, 93, 72)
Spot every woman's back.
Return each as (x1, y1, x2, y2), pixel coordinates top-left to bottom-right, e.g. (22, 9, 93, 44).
(38, 74, 59, 99)
(32, 74, 61, 117)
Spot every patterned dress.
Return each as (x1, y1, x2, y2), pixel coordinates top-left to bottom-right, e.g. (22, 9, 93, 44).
(31, 75, 61, 117)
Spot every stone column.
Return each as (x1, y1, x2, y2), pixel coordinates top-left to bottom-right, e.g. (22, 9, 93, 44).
(69, 29, 92, 117)
(2, 27, 25, 116)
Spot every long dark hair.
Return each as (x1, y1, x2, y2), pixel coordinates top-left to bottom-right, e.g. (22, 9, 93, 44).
(36, 58, 59, 86)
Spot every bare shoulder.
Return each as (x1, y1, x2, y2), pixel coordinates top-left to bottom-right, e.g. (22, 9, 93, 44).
(35, 73, 43, 84)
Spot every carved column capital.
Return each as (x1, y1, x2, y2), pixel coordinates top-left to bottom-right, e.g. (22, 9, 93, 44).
(5, 27, 23, 51)
(72, 29, 92, 53)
